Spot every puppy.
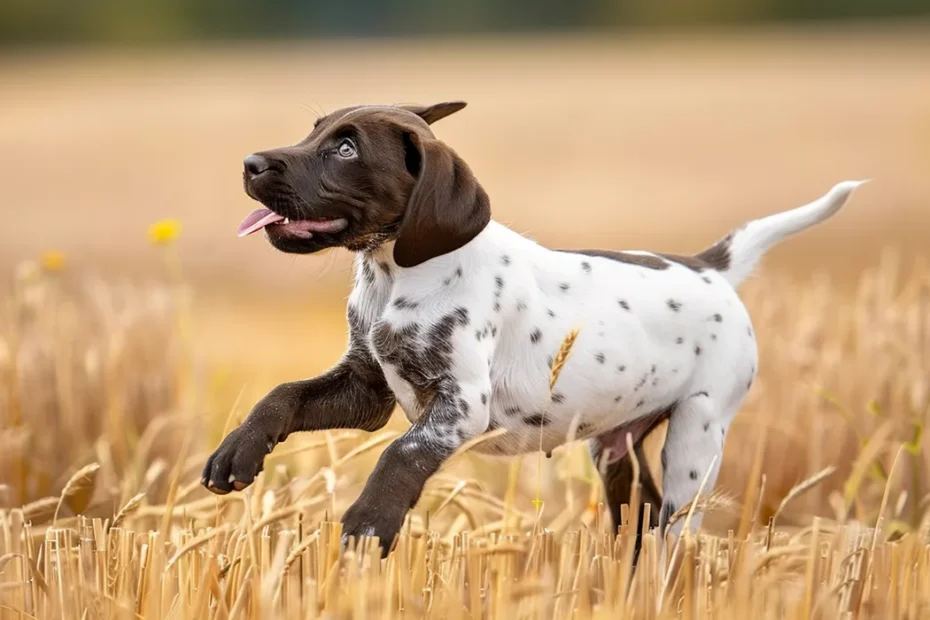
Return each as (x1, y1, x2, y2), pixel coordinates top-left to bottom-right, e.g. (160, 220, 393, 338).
(202, 101, 863, 556)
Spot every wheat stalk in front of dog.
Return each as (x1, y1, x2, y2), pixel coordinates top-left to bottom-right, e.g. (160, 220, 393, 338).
(534, 328, 580, 515)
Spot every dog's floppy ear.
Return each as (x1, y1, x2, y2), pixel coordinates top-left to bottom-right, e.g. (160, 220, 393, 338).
(399, 101, 467, 125)
(393, 133, 490, 268)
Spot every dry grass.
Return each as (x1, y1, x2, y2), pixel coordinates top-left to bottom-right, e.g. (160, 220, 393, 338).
(1, 246, 929, 618)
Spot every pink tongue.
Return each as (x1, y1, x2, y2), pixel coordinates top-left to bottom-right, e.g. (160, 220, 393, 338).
(238, 208, 284, 237)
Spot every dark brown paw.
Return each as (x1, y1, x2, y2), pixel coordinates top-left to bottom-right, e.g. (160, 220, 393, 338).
(201, 425, 274, 494)
(340, 501, 405, 557)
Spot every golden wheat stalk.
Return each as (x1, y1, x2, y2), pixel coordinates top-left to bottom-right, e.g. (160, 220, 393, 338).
(111, 493, 146, 529)
(164, 524, 232, 572)
(665, 489, 737, 529)
(52, 463, 100, 524)
(772, 465, 837, 526)
(549, 328, 580, 393)
(22, 497, 60, 525)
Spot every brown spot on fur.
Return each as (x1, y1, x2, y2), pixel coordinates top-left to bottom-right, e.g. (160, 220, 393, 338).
(393, 297, 418, 310)
(567, 249, 670, 270)
(523, 413, 549, 426)
(693, 233, 733, 270)
(361, 261, 375, 285)
(371, 307, 469, 409)
(561, 240, 732, 276)
(661, 234, 732, 272)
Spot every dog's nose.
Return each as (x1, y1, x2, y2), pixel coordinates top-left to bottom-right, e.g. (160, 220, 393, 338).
(243, 154, 270, 177)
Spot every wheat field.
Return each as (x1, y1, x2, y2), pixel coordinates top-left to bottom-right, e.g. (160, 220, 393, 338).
(2, 27, 930, 619)
(2, 246, 930, 618)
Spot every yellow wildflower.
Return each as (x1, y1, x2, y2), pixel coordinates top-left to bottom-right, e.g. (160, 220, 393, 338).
(40, 250, 66, 272)
(148, 219, 182, 245)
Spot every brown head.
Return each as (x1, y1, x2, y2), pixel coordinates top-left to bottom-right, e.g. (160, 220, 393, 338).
(238, 102, 491, 267)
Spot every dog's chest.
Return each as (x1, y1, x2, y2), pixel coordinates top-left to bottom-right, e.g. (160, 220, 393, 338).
(349, 253, 490, 422)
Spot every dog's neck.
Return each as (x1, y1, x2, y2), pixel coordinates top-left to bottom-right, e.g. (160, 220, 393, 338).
(356, 219, 502, 286)
(361, 241, 399, 273)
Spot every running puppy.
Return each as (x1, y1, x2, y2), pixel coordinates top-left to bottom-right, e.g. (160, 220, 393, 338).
(202, 101, 864, 555)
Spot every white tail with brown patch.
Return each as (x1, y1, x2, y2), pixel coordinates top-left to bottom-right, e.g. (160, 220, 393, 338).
(703, 180, 867, 288)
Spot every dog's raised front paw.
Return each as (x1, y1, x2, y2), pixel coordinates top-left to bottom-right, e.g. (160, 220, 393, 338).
(201, 425, 274, 494)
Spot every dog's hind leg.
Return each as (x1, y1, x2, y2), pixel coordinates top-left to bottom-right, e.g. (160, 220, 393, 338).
(592, 437, 662, 562)
(657, 393, 726, 539)
(591, 411, 670, 564)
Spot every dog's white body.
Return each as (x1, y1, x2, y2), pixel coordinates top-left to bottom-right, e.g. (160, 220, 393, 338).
(348, 180, 863, 530)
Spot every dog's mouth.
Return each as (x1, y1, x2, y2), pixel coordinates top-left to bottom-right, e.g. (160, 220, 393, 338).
(237, 208, 349, 239)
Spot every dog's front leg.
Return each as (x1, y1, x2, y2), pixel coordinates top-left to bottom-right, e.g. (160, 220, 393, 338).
(340, 377, 490, 556)
(202, 349, 396, 494)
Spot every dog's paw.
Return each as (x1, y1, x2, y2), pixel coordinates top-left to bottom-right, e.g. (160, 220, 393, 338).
(340, 500, 405, 557)
(201, 425, 274, 494)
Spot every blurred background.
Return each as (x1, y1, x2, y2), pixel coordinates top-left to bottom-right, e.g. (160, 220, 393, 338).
(2, 1, 929, 373)
(2, 1, 929, 529)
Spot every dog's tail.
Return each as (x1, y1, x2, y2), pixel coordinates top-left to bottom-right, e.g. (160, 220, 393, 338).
(695, 180, 867, 288)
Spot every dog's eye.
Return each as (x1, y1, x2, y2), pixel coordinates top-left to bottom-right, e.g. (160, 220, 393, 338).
(337, 139, 356, 159)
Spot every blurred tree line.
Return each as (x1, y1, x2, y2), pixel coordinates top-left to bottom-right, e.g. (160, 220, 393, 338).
(2, 0, 928, 44)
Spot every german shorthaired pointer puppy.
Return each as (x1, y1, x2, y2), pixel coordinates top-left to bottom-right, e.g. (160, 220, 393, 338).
(202, 101, 864, 556)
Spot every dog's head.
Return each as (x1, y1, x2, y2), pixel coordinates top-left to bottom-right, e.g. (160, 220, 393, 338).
(239, 102, 490, 267)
